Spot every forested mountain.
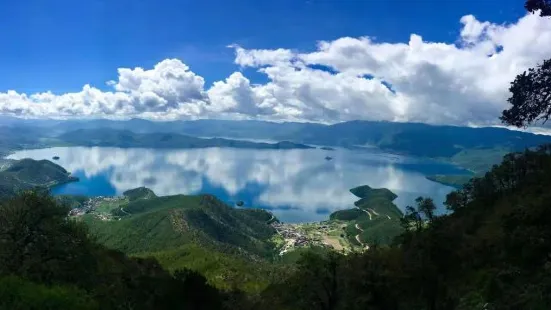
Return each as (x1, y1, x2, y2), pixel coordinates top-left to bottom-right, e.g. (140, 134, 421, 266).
(58, 129, 313, 149)
(63, 189, 281, 293)
(0, 159, 77, 198)
(3, 118, 550, 170)
(257, 144, 551, 310)
(0, 192, 238, 309)
(2, 144, 551, 309)
(1, 1, 551, 309)
(330, 185, 403, 246)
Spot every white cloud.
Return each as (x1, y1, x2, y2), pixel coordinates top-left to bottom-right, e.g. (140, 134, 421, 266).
(1, 12, 551, 125)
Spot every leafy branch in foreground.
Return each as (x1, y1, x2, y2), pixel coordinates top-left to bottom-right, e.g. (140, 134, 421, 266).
(501, 0, 551, 127)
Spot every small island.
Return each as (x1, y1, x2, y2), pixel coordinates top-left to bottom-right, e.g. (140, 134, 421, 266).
(320, 146, 335, 151)
(52, 156, 60, 160)
(325, 156, 333, 161)
(426, 174, 473, 188)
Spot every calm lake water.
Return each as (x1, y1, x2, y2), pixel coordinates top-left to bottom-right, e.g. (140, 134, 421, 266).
(8, 147, 468, 223)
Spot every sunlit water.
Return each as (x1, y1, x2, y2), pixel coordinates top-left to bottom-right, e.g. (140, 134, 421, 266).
(8, 147, 468, 223)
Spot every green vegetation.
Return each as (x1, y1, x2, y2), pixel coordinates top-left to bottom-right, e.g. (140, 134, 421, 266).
(2, 3, 550, 305)
(425, 174, 473, 188)
(330, 185, 404, 248)
(37, 117, 551, 164)
(55, 194, 89, 208)
(123, 186, 156, 201)
(0, 191, 248, 309)
(58, 128, 314, 150)
(0, 276, 98, 310)
(257, 144, 551, 310)
(84, 193, 276, 257)
(0, 158, 77, 198)
(448, 147, 512, 173)
(136, 244, 280, 293)
(4, 145, 551, 309)
(329, 208, 363, 221)
(77, 192, 279, 292)
(427, 147, 514, 189)
(350, 184, 398, 201)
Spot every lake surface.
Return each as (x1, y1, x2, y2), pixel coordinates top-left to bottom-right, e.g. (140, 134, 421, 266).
(8, 147, 469, 223)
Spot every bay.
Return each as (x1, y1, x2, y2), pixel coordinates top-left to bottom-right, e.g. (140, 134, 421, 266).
(8, 146, 468, 223)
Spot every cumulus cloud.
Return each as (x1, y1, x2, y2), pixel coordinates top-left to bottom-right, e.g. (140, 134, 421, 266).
(1, 12, 551, 126)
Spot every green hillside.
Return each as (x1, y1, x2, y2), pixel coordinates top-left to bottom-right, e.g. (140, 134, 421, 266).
(0, 159, 77, 198)
(425, 174, 474, 188)
(84, 192, 277, 256)
(330, 185, 404, 248)
(259, 144, 551, 310)
(350, 185, 398, 201)
(3, 146, 551, 309)
(0, 192, 236, 309)
(123, 187, 157, 201)
(79, 190, 279, 292)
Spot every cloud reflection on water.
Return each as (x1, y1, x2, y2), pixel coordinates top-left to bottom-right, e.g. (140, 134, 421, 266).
(8, 147, 457, 222)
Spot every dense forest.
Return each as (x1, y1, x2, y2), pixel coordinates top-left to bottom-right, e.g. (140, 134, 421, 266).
(1, 1, 551, 309)
(2, 140, 551, 309)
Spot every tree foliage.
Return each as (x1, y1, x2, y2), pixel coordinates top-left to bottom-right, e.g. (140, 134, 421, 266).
(501, 0, 551, 127)
(525, 0, 551, 16)
(257, 144, 551, 310)
(0, 191, 247, 309)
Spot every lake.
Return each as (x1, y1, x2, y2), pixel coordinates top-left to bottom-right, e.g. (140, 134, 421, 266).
(8, 146, 469, 223)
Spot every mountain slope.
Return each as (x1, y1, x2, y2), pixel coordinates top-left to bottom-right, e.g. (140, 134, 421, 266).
(79, 190, 280, 292)
(0, 159, 77, 198)
(83, 191, 277, 257)
(58, 128, 313, 149)
(330, 185, 404, 247)
(258, 145, 551, 310)
(40, 118, 551, 171)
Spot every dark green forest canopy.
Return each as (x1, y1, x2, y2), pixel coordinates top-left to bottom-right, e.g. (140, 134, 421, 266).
(260, 144, 551, 310)
(0, 191, 239, 309)
(0, 159, 77, 199)
(2, 145, 551, 309)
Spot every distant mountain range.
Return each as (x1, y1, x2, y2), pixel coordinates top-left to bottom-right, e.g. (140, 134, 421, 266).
(2, 117, 551, 172)
(57, 128, 313, 150)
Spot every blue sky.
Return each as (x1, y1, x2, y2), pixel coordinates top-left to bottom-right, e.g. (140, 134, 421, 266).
(0, 0, 525, 94)
(1, 0, 549, 128)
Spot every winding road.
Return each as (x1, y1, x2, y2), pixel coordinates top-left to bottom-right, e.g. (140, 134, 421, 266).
(357, 208, 372, 220)
(119, 207, 131, 215)
(354, 223, 364, 246)
(367, 208, 379, 216)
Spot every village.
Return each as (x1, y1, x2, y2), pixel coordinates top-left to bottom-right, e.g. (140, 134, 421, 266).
(68, 195, 127, 220)
(272, 220, 354, 255)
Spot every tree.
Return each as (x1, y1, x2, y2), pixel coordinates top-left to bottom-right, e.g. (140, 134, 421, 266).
(500, 59, 551, 127)
(525, 0, 551, 16)
(401, 197, 436, 232)
(0, 191, 232, 309)
(0, 191, 96, 286)
(500, 0, 551, 127)
(416, 197, 436, 222)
